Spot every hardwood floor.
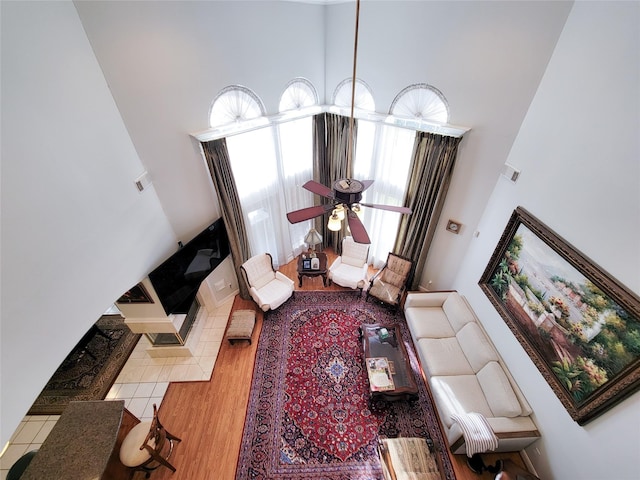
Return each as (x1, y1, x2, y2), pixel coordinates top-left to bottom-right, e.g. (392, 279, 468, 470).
(124, 249, 527, 480)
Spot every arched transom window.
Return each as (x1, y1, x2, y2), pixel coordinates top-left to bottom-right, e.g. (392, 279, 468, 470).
(390, 83, 449, 124)
(209, 85, 266, 128)
(279, 77, 318, 112)
(332, 78, 375, 111)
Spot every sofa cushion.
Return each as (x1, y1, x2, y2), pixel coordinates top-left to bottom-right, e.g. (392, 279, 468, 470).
(405, 307, 456, 339)
(417, 338, 474, 376)
(477, 362, 522, 418)
(456, 323, 499, 373)
(429, 375, 493, 427)
(442, 293, 476, 332)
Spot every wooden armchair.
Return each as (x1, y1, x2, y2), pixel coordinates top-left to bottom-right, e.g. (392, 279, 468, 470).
(119, 404, 181, 478)
(366, 253, 413, 310)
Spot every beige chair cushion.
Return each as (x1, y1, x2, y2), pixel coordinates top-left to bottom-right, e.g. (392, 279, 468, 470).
(242, 255, 276, 290)
(340, 236, 369, 267)
(119, 421, 153, 467)
(383, 255, 411, 287)
(368, 279, 401, 304)
(226, 310, 256, 340)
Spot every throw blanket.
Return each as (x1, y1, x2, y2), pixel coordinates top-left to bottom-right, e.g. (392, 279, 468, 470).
(450, 412, 499, 457)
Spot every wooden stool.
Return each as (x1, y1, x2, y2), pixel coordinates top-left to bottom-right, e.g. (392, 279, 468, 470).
(226, 309, 256, 344)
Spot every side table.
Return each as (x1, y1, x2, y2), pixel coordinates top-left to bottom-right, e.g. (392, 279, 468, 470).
(297, 251, 328, 287)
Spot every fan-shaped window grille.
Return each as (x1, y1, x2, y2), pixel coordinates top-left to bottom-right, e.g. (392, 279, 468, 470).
(279, 78, 318, 112)
(209, 85, 266, 128)
(332, 78, 375, 111)
(389, 84, 449, 123)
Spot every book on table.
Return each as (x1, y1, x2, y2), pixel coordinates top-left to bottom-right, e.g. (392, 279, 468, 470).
(366, 357, 395, 391)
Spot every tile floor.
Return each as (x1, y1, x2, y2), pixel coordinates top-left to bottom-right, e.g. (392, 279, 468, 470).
(0, 298, 234, 479)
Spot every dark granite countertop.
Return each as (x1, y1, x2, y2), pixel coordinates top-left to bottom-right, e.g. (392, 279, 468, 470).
(21, 400, 124, 480)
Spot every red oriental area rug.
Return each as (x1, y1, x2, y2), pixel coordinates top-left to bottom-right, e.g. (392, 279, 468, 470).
(235, 291, 455, 480)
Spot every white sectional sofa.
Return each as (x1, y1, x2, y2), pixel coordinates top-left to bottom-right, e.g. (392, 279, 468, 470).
(404, 291, 540, 455)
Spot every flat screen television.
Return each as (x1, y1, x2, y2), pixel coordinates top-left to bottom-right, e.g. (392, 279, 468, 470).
(149, 217, 230, 315)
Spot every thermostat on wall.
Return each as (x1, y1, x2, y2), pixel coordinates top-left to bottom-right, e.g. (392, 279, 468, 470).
(446, 220, 462, 234)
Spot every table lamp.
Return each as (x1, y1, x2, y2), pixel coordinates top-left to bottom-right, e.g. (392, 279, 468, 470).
(304, 228, 323, 257)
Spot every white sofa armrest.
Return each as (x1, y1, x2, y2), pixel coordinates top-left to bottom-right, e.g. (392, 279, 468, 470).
(404, 292, 452, 308)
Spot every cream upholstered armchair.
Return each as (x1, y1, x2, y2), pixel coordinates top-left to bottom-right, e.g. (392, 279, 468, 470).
(241, 253, 294, 312)
(328, 236, 370, 293)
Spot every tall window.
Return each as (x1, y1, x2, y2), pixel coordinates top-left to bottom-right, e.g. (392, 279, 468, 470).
(352, 84, 450, 266)
(211, 84, 315, 267)
(353, 121, 415, 267)
(206, 80, 452, 268)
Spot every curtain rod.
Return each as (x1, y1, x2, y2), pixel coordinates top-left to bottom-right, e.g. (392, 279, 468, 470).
(192, 105, 469, 143)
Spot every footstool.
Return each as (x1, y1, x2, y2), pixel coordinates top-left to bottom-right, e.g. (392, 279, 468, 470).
(226, 309, 256, 344)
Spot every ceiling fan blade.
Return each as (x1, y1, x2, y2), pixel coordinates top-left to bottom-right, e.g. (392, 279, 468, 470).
(346, 209, 371, 244)
(302, 180, 335, 200)
(286, 204, 334, 224)
(360, 180, 375, 191)
(360, 203, 412, 214)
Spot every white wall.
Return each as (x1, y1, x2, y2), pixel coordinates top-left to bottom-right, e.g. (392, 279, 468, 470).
(325, 1, 573, 289)
(74, 0, 327, 241)
(454, 2, 640, 479)
(0, 2, 177, 446)
(75, 1, 573, 292)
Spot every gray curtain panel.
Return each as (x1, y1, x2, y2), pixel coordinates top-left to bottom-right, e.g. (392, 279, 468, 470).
(394, 132, 463, 290)
(201, 138, 252, 300)
(312, 112, 356, 253)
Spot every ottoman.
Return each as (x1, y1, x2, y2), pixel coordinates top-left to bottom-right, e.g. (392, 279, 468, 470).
(226, 309, 256, 344)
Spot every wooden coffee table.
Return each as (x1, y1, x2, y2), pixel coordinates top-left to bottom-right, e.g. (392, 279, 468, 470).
(360, 324, 418, 400)
(297, 251, 328, 287)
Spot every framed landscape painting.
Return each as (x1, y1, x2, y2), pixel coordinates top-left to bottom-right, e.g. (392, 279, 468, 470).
(479, 207, 640, 425)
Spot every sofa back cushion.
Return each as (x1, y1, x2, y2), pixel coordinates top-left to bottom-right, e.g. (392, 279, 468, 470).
(405, 308, 456, 339)
(417, 338, 474, 376)
(442, 293, 476, 332)
(456, 323, 499, 373)
(477, 361, 522, 417)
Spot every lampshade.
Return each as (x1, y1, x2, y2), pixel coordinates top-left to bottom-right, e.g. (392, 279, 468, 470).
(351, 203, 364, 219)
(304, 228, 323, 248)
(327, 211, 342, 231)
(334, 204, 346, 221)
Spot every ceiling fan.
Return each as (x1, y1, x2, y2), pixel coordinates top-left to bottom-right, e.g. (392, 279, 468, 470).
(286, 178, 412, 244)
(285, 0, 411, 244)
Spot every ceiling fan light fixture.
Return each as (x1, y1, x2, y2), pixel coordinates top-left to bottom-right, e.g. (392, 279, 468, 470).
(327, 211, 342, 231)
(351, 203, 363, 219)
(334, 204, 346, 221)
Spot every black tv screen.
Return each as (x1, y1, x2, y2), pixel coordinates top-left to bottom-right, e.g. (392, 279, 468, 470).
(149, 218, 230, 315)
